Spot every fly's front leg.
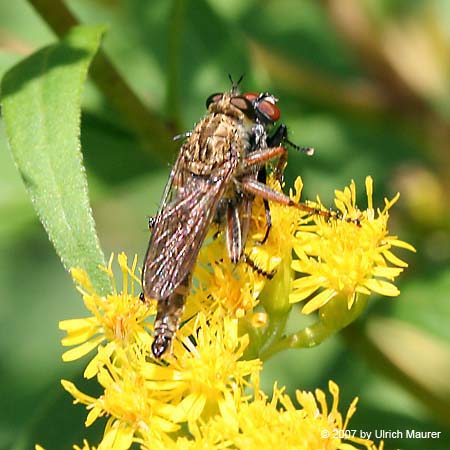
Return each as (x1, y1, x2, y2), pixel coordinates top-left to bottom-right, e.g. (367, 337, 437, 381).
(152, 274, 191, 358)
(264, 124, 314, 181)
(243, 145, 288, 172)
(266, 125, 289, 181)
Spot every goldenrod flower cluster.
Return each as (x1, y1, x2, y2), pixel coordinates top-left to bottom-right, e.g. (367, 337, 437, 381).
(57, 176, 412, 449)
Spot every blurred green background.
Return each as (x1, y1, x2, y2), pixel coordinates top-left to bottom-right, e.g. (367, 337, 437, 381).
(1, 0, 450, 449)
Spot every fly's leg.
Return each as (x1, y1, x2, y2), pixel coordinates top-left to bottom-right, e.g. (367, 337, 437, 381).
(243, 177, 361, 226)
(266, 124, 314, 181)
(225, 193, 254, 263)
(257, 166, 271, 244)
(239, 193, 253, 252)
(242, 254, 276, 279)
(242, 147, 335, 220)
(226, 201, 242, 263)
(266, 126, 288, 181)
(151, 274, 191, 358)
(148, 216, 155, 230)
(243, 145, 288, 171)
(241, 177, 336, 220)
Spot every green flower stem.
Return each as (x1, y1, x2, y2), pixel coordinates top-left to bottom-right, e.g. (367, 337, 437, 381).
(260, 312, 289, 354)
(27, 0, 176, 159)
(240, 318, 263, 360)
(260, 319, 330, 360)
(260, 253, 293, 315)
(260, 294, 369, 360)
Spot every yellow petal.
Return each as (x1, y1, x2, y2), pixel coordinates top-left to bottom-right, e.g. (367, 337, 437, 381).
(365, 176, 373, 210)
(171, 392, 207, 422)
(302, 288, 337, 314)
(364, 279, 400, 297)
(84, 343, 115, 379)
(389, 239, 416, 252)
(382, 249, 408, 267)
(372, 266, 403, 279)
(145, 380, 182, 390)
(62, 335, 104, 362)
(86, 406, 103, 427)
(110, 424, 134, 450)
(150, 415, 180, 433)
(70, 268, 94, 292)
(59, 317, 95, 332)
(334, 198, 347, 213)
(61, 379, 96, 404)
(60, 320, 97, 346)
(289, 285, 319, 303)
(291, 274, 327, 289)
(355, 286, 371, 296)
(141, 363, 179, 381)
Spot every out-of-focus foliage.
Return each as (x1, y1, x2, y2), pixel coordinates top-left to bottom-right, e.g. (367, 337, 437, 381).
(0, 0, 449, 449)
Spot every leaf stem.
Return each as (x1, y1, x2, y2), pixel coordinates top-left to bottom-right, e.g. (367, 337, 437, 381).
(27, 0, 176, 160)
(166, 0, 185, 131)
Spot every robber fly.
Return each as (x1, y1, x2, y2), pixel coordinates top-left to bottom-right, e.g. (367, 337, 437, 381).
(141, 77, 319, 358)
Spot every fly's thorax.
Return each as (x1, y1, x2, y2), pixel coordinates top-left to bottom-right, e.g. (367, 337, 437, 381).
(183, 112, 252, 175)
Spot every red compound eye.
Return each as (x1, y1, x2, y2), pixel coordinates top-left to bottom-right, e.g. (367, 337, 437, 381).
(242, 92, 281, 123)
(230, 96, 251, 112)
(257, 99, 280, 122)
(242, 92, 259, 103)
(206, 93, 223, 108)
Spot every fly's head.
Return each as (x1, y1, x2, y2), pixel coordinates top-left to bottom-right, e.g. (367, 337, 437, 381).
(205, 88, 281, 138)
(241, 92, 281, 149)
(241, 92, 280, 125)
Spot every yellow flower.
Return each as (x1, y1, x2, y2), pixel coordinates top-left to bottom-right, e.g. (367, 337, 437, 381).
(58, 174, 409, 449)
(156, 380, 381, 450)
(59, 253, 154, 365)
(290, 176, 415, 314)
(142, 310, 261, 424)
(62, 344, 179, 443)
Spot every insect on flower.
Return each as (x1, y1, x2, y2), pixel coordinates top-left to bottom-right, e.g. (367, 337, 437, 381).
(141, 76, 325, 358)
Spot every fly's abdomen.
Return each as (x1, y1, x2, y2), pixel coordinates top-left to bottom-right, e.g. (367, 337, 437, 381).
(151, 274, 190, 358)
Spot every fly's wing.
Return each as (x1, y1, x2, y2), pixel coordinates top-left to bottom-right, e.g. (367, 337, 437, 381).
(142, 158, 236, 300)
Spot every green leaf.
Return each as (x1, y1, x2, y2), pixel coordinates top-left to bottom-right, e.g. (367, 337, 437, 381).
(1, 25, 112, 295)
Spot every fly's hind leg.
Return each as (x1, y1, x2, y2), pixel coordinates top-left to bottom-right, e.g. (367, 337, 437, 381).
(225, 192, 254, 263)
(152, 274, 191, 358)
(241, 177, 336, 220)
(226, 200, 242, 263)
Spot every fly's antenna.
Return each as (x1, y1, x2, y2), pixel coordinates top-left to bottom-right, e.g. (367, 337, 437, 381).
(228, 73, 245, 93)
